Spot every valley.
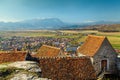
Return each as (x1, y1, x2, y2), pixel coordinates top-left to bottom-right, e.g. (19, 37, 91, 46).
(0, 30, 120, 51)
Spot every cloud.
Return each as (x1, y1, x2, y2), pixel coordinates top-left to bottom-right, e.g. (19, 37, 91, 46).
(83, 20, 96, 23)
(0, 18, 21, 22)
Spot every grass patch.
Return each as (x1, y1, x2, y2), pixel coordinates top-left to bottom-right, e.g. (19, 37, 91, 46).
(0, 67, 24, 80)
(0, 67, 41, 80)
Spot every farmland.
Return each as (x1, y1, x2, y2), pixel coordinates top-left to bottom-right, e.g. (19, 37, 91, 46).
(0, 30, 120, 50)
(60, 30, 120, 49)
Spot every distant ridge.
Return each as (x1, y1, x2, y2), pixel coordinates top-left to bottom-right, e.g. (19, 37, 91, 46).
(84, 24, 120, 32)
(0, 18, 68, 30)
(0, 18, 120, 30)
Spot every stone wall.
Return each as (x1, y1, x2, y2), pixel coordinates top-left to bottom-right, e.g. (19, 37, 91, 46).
(93, 38, 117, 75)
(38, 57, 96, 80)
(117, 58, 120, 76)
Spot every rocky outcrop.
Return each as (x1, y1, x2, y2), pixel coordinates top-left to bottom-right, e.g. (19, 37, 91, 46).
(10, 71, 49, 80)
(9, 61, 41, 73)
(0, 61, 50, 80)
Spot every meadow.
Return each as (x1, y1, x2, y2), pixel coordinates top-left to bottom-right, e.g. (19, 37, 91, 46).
(58, 30, 120, 49)
(0, 30, 120, 50)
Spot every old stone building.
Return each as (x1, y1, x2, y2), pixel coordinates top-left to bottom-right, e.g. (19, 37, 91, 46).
(117, 55, 120, 77)
(77, 35, 118, 75)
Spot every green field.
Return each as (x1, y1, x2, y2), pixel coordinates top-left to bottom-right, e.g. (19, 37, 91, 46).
(98, 32, 120, 49)
(0, 30, 120, 49)
(59, 30, 120, 49)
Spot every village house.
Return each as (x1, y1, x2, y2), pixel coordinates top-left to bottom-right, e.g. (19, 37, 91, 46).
(33, 45, 66, 57)
(65, 46, 78, 57)
(0, 36, 72, 51)
(117, 55, 120, 76)
(77, 35, 118, 76)
(0, 51, 28, 64)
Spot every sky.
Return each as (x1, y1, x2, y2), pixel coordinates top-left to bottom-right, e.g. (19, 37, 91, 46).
(0, 0, 120, 23)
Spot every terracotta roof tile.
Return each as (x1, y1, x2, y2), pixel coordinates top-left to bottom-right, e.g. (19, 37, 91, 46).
(39, 57, 96, 79)
(34, 45, 61, 57)
(0, 51, 27, 64)
(77, 35, 105, 56)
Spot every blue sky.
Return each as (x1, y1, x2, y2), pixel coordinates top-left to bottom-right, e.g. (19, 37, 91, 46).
(0, 0, 120, 23)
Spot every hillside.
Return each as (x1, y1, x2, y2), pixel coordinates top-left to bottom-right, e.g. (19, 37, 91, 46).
(0, 18, 68, 30)
(85, 24, 120, 32)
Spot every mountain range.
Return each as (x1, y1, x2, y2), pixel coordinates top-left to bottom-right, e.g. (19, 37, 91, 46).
(0, 18, 67, 30)
(0, 18, 120, 30)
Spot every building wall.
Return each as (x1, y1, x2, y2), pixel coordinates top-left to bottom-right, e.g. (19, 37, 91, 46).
(117, 57, 120, 76)
(93, 38, 117, 75)
(38, 57, 96, 80)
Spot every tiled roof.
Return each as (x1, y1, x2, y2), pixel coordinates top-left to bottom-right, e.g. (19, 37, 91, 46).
(38, 57, 96, 79)
(77, 35, 106, 56)
(0, 51, 27, 64)
(34, 45, 61, 57)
